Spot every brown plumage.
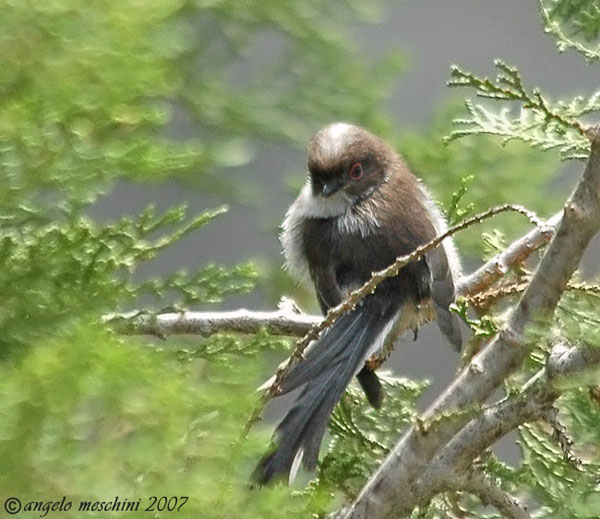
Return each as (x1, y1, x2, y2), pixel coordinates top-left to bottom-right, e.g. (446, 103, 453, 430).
(254, 123, 462, 486)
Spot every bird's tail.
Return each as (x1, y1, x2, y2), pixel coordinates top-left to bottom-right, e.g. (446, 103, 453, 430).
(253, 297, 395, 485)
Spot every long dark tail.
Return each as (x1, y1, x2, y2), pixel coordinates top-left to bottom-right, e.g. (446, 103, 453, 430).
(253, 297, 394, 485)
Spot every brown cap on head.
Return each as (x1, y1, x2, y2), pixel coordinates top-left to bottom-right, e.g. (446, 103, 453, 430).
(307, 123, 393, 178)
(307, 123, 397, 199)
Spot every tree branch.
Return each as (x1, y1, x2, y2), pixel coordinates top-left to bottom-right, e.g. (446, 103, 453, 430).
(457, 471, 531, 519)
(106, 298, 319, 339)
(343, 127, 600, 519)
(108, 207, 559, 340)
(457, 211, 561, 296)
(107, 203, 561, 454)
(416, 342, 600, 506)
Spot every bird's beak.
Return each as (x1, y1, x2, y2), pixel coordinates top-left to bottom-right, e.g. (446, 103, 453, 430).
(321, 181, 341, 198)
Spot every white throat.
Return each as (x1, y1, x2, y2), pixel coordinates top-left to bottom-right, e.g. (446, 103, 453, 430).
(280, 180, 380, 286)
(293, 182, 350, 218)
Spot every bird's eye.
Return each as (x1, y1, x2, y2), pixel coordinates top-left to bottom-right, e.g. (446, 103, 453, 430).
(348, 162, 363, 180)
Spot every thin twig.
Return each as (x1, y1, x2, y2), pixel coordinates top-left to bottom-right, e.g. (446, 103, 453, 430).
(467, 279, 600, 310)
(458, 211, 561, 296)
(465, 280, 530, 310)
(108, 207, 558, 342)
(265, 204, 541, 401)
(542, 406, 583, 472)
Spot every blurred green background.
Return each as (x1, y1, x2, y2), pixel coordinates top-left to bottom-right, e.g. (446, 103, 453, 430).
(1, 1, 599, 517)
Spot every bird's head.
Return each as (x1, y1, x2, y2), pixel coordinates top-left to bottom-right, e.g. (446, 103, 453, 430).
(307, 123, 394, 206)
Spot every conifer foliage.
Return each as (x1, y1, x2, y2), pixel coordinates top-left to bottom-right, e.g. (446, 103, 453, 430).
(1, 2, 599, 519)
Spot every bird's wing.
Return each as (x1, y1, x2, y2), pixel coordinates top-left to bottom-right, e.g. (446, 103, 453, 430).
(425, 245, 462, 351)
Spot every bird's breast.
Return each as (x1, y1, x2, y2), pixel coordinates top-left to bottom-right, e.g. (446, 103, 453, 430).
(335, 204, 381, 237)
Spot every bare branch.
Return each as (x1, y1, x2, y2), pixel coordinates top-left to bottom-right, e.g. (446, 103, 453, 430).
(344, 127, 600, 519)
(420, 384, 555, 496)
(398, 341, 600, 514)
(546, 340, 600, 378)
(110, 205, 554, 341)
(106, 298, 319, 339)
(457, 212, 561, 296)
(455, 471, 531, 519)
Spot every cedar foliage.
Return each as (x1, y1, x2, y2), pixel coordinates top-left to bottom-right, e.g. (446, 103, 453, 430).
(1, 1, 599, 518)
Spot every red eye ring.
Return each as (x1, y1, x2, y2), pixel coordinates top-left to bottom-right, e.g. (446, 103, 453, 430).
(348, 162, 363, 180)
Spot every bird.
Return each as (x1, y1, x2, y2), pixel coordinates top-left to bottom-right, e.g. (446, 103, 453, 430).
(253, 122, 462, 485)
